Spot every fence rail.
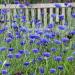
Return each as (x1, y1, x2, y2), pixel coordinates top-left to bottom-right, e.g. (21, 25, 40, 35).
(0, 3, 75, 8)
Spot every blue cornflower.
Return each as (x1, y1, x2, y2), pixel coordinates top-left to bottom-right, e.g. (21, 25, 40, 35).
(1, 69, 7, 74)
(40, 38, 49, 44)
(25, 2, 30, 6)
(19, 4, 25, 8)
(0, 29, 4, 34)
(57, 66, 63, 70)
(64, 2, 69, 6)
(19, 26, 28, 33)
(0, 47, 6, 51)
(1, 9, 8, 14)
(5, 62, 11, 67)
(5, 38, 12, 43)
(69, 30, 75, 35)
(7, 53, 14, 58)
(13, 14, 20, 18)
(58, 25, 66, 30)
(35, 30, 43, 35)
(20, 41, 26, 46)
(21, 16, 26, 19)
(14, 1, 20, 4)
(61, 37, 69, 43)
(39, 67, 44, 74)
(67, 56, 74, 62)
(32, 48, 39, 53)
(24, 62, 30, 66)
(37, 56, 43, 61)
(50, 68, 56, 73)
(51, 14, 56, 18)
(42, 52, 50, 57)
(50, 47, 57, 52)
(8, 48, 14, 51)
(18, 50, 24, 54)
(54, 56, 62, 62)
(0, 61, 3, 64)
(54, 3, 61, 8)
(59, 15, 64, 20)
(54, 39, 62, 45)
(29, 34, 40, 39)
(7, 32, 14, 39)
(15, 53, 22, 58)
(48, 23, 54, 28)
(71, 13, 75, 18)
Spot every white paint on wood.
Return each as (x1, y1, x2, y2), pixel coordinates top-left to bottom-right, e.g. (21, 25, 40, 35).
(62, 8, 65, 25)
(26, 8, 29, 24)
(44, 8, 47, 28)
(50, 8, 53, 23)
(56, 8, 59, 22)
(37, 8, 41, 25)
(31, 8, 35, 28)
(0, 3, 75, 9)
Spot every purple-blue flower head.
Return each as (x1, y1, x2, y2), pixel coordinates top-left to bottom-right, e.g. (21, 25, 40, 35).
(54, 39, 62, 45)
(15, 53, 22, 58)
(42, 52, 50, 57)
(51, 14, 56, 18)
(59, 15, 64, 20)
(54, 56, 62, 62)
(48, 23, 54, 28)
(19, 4, 25, 8)
(39, 67, 44, 74)
(1, 9, 8, 15)
(61, 37, 69, 43)
(71, 13, 75, 18)
(24, 62, 30, 66)
(29, 34, 40, 39)
(32, 48, 39, 54)
(67, 56, 74, 62)
(0, 47, 6, 51)
(1, 69, 7, 74)
(50, 68, 56, 73)
(25, 2, 30, 6)
(54, 3, 61, 8)
(40, 38, 49, 44)
(20, 41, 26, 46)
(5, 62, 11, 67)
(0, 61, 3, 64)
(18, 50, 24, 54)
(50, 47, 57, 52)
(5, 38, 12, 43)
(37, 56, 43, 61)
(35, 30, 43, 35)
(57, 66, 63, 70)
(7, 53, 14, 58)
(13, 14, 20, 18)
(58, 25, 66, 30)
(8, 48, 14, 51)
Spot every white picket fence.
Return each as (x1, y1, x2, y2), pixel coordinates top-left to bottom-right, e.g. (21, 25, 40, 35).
(0, 3, 75, 29)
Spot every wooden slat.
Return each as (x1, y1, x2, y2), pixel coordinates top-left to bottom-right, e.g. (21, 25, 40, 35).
(56, 8, 59, 22)
(44, 8, 47, 28)
(67, 7, 72, 29)
(62, 8, 65, 25)
(31, 8, 35, 29)
(50, 8, 53, 23)
(25, 8, 29, 27)
(0, 3, 75, 9)
(37, 8, 41, 27)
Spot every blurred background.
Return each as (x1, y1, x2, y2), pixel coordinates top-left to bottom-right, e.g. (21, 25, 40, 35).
(0, 0, 75, 4)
